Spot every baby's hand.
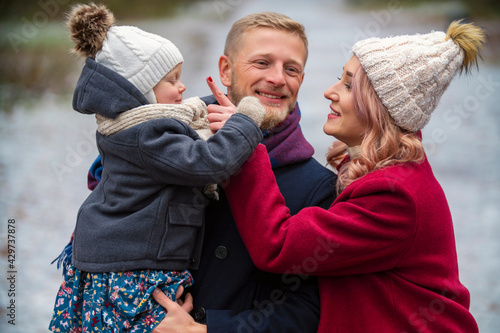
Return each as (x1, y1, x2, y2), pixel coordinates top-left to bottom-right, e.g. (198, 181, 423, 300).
(206, 77, 236, 133)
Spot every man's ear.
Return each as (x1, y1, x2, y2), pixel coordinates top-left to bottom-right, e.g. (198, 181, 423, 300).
(219, 55, 232, 88)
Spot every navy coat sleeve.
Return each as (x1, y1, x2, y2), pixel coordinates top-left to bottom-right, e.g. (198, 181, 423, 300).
(137, 114, 262, 186)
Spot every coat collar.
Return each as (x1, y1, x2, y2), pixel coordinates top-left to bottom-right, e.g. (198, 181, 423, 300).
(72, 57, 149, 119)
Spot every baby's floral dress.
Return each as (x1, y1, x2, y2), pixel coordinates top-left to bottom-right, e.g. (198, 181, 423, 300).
(49, 259, 193, 332)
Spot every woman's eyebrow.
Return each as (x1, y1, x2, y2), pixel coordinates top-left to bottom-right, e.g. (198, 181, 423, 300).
(342, 67, 353, 77)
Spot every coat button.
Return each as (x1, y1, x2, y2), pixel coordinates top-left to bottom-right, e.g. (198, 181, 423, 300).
(192, 306, 206, 322)
(215, 246, 228, 260)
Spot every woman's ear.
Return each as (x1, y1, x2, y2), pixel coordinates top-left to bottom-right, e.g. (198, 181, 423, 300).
(218, 55, 232, 88)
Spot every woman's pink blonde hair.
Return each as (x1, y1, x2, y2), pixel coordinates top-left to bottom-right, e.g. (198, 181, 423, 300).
(327, 63, 425, 194)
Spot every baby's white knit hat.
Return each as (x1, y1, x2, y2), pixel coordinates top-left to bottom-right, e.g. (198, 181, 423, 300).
(352, 27, 465, 132)
(96, 26, 183, 104)
(67, 3, 183, 104)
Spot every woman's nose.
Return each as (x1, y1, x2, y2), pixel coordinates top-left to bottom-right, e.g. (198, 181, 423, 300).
(324, 84, 339, 101)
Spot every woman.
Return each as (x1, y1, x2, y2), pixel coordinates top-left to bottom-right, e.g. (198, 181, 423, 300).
(220, 20, 485, 332)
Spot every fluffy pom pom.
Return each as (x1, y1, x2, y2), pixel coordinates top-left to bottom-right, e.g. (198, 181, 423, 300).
(446, 19, 486, 74)
(66, 3, 115, 58)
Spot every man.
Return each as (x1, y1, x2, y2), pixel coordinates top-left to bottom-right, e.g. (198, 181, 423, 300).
(152, 12, 336, 333)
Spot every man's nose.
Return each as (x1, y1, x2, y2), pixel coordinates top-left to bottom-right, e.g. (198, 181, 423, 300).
(266, 65, 286, 87)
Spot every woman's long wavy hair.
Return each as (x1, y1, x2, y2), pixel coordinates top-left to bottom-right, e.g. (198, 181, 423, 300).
(326, 64, 425, 194)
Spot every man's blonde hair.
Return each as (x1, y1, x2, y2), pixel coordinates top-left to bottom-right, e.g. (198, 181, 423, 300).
(224, 12, 308, 62)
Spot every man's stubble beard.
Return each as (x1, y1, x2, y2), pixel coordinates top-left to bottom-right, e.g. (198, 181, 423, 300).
(229, 72, 294, 131)
(259, 106, 290, 131)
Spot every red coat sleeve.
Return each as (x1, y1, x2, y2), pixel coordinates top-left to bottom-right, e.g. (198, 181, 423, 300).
(224, 144, 418, 276)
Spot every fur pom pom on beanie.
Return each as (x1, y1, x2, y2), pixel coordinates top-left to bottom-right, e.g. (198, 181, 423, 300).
(352, 20, 486, 132)
(66, 3, 183, 104)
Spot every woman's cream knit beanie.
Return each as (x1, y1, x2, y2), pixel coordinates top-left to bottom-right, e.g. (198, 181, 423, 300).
(352, 20, 486, 132)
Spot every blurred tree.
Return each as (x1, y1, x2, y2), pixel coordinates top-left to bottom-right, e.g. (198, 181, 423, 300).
(0, 0, 204, 21)
(349, 0, 499, 18)
(0, 0, 207, 112)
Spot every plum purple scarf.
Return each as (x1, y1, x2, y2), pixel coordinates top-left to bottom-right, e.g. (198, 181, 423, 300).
(262, 103, 314, 168)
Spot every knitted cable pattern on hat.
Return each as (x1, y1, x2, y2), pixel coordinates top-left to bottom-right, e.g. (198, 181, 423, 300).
(96, 25, 184, 99)
(352, 31, 462, 132)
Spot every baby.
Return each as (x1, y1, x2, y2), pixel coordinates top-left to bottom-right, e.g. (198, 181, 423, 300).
(49, 3, 265, 332)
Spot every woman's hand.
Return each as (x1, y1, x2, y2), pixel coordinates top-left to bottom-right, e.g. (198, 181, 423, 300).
(152, 287, 206, 333)
(206, 76, 236, 133)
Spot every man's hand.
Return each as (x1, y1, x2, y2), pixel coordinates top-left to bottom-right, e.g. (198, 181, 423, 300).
(152, 287, 207, 333)
(206, 76, 236, 133)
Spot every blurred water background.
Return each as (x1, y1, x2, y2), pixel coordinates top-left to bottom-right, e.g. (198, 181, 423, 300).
(1, 0, 499, 332)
